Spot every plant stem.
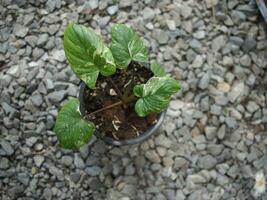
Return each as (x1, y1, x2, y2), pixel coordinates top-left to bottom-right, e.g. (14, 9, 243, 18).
(86, 101, 124, 117)
(124, 94, 135, 103)
(85, 94, 136, 118)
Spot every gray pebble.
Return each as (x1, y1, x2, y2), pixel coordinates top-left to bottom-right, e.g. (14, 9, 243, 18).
(200, 96, 210, 111)
(0, 157, 9, 169)
(134, 156, 146, 168)
(229, 36, 244, 47)
(49, 165, 64, 180)
(32, 48, 44, 60)
(231, 10, 246, 24)
(143, 7, 155, 20)
(30, 93, 43, 107)
(155, 134, 172, 148)
(61, 155, 73, 167)
(225, 117, 237, 128)
(107, 5, 118, 15)
(42, 188, 52, 200)
(192, 55, 204, 68)
(14, 25, 29, 38)
(0, 141, 14, 156)
(228, 82, 245, 103)
(2, 102, 17, 116)
(98, 16, 110, 28)
(119, 0, 132, 8)
(198, 155, 217, 169)
(145, 150, 161, 163)
(85, 166, 101, 176)
(8, 185, 25, 199)
(152, 29, 169, 44)
(46, 0, 61, 12)
(34, 155, 45, 167)
(25, 35, 38, 47)
(174, 157, 188, 170)
(205, 126, 217, 140)
(17, 173, 29, 186)
(74, 154, 85, 169)
(176, 190, 186, 199)
(246, 101, 259, 113)
(217, 125, 226, 139)
(48, 91, 66, 104)
(198, 72, 211, 89)
(190, 39, 202, 52)
(180, 5, 192, 19)
(26, 137, 38, 147)
(240, 54, 251, 67)
(37, 34, 49, 47)
(210, 104, 222, 115)
(212, 35, 225, 52)
(186, 49, 197, 63)
(242, 38, 256, 52)
(70, 172, 81, 183)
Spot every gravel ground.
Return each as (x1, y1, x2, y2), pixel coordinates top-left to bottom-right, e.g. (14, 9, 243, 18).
(1, 0, 267, 199)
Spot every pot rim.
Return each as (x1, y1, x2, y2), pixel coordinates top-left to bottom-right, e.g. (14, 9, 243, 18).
(256, 0, 267, 23)
(78, 82, 166, 146)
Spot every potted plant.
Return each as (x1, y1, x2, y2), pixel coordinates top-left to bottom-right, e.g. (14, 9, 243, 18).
(54, 23, 180, 149)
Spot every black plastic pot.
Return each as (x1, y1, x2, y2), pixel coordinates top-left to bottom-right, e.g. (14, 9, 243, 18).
(78, 82, 166, 146)
(257, 0, 267, 23)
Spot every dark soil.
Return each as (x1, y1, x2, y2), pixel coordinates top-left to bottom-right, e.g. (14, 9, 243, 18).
(84, 62, 158, 140)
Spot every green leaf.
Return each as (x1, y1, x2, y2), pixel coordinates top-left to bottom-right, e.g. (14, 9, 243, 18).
(64, 23, 116, 88)
(54, 98, 95, 149)
(133, 85, 143, 97)
(110, 24, 148, 69)
(151, 62, 166, 77)
(134, 77, 180, 117)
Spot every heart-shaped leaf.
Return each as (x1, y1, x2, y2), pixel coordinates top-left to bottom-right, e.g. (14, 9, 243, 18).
(64, 23, 116, 88)
(151, 62, 166, 77)
(110, 24, 148, 69)
(134, 77, 180, 117)
(54, 98, 95, 149)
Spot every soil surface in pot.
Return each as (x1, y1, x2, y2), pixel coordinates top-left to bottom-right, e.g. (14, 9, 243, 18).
(84, 62, 158, 140)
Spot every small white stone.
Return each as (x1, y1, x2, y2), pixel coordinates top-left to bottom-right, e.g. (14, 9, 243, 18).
(7, 65, 20, 78)
(217, 82, 230, 93)
(166, 20, 176, 30)
(228, 82, 245, 103)
(145, 22, 154, 30)
(51, 50, 65, 62)
(169, 100, 184, 110)
(101, 82, 107, 88)
(193, 31, 205, 39)
(107, 5, 118, 15)
(192, 55, 204, 68)
(254, 171, 266, 197)
(205, 0, 218, 9)
(222, 56, 234, 66)
(246, 131, 254, 140)
(109, 89, 117, 96)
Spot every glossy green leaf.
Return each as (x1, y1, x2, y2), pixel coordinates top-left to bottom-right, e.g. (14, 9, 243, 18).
(110, 24, 148, 69)
(54, 98, 95, 149)
(151, 62, 166, 77)
(134, 77, 180, 117)
(133, 85, 143, 97)
(64, 23, 116, 88)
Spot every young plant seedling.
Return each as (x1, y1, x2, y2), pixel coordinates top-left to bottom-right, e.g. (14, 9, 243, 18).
(54, 23, 180, 149)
